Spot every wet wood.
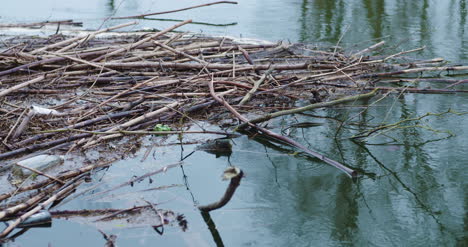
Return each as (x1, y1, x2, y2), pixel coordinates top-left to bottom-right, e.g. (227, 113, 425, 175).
(198, 167, 244, 212)
(112, 1, 238, 19)
(1, 21, 467, 236)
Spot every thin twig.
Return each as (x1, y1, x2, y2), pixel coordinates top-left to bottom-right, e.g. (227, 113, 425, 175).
(112, 1, 238, 19)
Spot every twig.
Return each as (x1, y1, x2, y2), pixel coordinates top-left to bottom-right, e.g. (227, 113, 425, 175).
(0, 20, 80, 28)
(112, 1, 238, 19)
(237, 88, 379, 128)
(30, 21, 137, 54)
(208, 78, 357, 177)
(0, 179, 82, 238)
(0, 159, 115, 202)
(14, 162, 65, 184)
(87, 162, 183, 199)
(98, 229, 117, 247)
(351, 41, 385, 59)
(153, 41, 209, 65)
(41, 129, 239, 138)
(82, 101, 180, 148)
(94, 61, 308, 71)
(238, 67, 273, 105)
(360, 65, 468, 78)
(0, 75, 46, 98)
(0, 184, 61, 220)
(92, 19, 192, 61)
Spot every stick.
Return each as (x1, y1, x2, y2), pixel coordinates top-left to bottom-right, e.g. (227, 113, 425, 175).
(361, 65, 468, 78)
(238, 67, 273, 105)
(82, 101, 180, 148)
(351, 41, 385, 59)
(237, 88, 379, 128)
(94, 61, 308, 71)
(0, 20, 80, 28)
(56, 22, 138, 53)
(14, 162, 65, 184)
(198, 167, 243, 212)
(93, 19, 192, 61)
(0, 131, 99, 160)
(153, 41, 209, 65)
(87, 162, 183, 198)
(0, 184, 61, 220)
(112, 1, 238, 19)
(445, 79, 468, 88)
(0, 75, 46, 98)
(0, 159, 115, 202)
(0, 181, 81, 238)
(46, 129, 239, 137)
(79, 76, 163, 119)
(0, 48, 118, 77)
(14, 109, 142, 147)
(363, 46, 426, 64)
(208, 79, 357, 177)
(364, 87, 466, 94)
(30, 21, 138, 54)
(45, 51, 120, 74)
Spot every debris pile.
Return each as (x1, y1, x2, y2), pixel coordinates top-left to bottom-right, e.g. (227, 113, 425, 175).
(1, 19, 467, 239)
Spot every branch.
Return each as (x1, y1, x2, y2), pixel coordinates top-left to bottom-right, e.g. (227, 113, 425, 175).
(198, 167, 243, 212)
(112, 1, 238, 19)
(208, 79, 357, 177)
(237, 88, 379, 129)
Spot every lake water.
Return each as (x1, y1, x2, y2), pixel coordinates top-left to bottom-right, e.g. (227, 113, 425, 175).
(0, 1, 467, 246)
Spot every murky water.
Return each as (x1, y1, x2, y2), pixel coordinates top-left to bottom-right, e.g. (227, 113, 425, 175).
(1, 1, 467, 246)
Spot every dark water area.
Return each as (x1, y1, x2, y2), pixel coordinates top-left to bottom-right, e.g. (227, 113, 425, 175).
(1, 1, 467, 246)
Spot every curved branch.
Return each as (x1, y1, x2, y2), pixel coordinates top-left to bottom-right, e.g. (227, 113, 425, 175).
(198, 167, 244, 212)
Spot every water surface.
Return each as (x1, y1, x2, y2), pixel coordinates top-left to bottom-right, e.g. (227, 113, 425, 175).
(0, 1, 467, 246)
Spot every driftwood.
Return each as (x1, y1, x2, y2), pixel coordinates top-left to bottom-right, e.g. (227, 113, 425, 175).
(112, 1, 238, 19)
(198, 167, 244, 212)
(1, 28, 466, 161)
(1, 18, 467, 238)
(0, 20, 82, 28)
(237, 88, 379, 129)
(0, 176, 84, 238)
(208, 79, 357, 177)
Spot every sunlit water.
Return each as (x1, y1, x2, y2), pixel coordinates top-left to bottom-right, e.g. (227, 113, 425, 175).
(1, 1, 467, 246)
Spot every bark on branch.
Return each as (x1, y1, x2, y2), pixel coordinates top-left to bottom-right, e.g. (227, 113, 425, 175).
(208, 79, 357, 177)
(198, 167, 244, 212)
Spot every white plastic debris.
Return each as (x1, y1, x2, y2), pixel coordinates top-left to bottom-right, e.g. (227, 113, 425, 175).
(12, 154, 64, 177)
(31, 105, 60, 115)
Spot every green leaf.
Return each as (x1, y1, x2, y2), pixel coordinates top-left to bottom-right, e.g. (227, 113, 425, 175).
(153, 124, 172, 132)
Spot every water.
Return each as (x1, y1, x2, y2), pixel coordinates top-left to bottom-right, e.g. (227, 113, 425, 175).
(1, 1, 467, 246)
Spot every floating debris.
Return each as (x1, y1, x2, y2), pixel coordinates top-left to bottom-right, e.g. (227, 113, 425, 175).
(12, 154, 64, 178)
(4, 211, 52, 229)
(0, 18, 467, 240)
(287, 122, 324, 129)
(196, 139, 233, 157)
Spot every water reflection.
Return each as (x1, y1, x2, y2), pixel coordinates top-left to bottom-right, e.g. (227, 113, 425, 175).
(246, 94, 466, 246)
(1, 0, 467, 246)
(298, 0, 468, 61)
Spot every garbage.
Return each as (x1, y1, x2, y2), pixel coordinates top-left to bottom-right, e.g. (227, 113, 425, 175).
(3, 211, 52, 228)
(12, 154, 64, 178)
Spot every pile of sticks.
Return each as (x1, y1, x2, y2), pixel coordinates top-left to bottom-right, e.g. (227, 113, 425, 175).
(0, 19, 467, 164)
(1, 19, 467, 238)
(1, 20, 465, 159)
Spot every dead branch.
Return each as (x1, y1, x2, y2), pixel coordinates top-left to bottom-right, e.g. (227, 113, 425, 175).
(112, 1, 238, 19)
